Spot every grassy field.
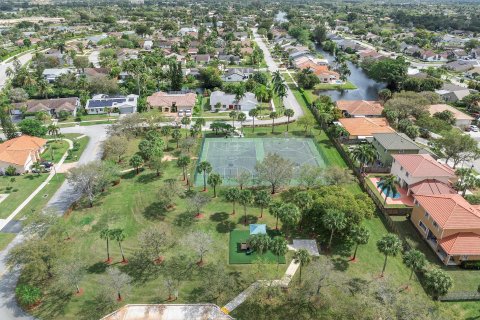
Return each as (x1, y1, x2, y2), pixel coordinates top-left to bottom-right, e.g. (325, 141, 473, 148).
(66, 136, 89, 163)
(43, 140, 70, 163)
(0, 174, 49, 219)
(314, 81, 357, 91)
(229, 230, 286, 264)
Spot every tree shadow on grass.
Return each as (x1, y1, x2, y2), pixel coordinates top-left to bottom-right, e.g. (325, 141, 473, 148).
(87, 261, 108, 274)
(121, 252, 162, 284)
(173, 211, 196, 227)
(143, 201, 168, 221)
(210, 211, 229, 222)
(237, 214, 258, 225)
(137, 172, 159, 184)
(331, 256, 349, 271)
(121, 170, 138, 180)
(76, 291, 117, 320)
(33, 287, 72, 320)
(217, 221, 237, 233)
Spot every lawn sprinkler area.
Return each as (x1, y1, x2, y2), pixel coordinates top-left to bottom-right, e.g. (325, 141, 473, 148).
(196, 137, 327, 186)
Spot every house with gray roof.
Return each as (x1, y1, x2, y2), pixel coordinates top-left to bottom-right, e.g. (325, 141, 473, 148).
(85, 94, 138, 114)
(42, 68, 74, 83)
(209, 91, 259, 112)
(372, 132, 422, 167)
(435, 83, 473, 103)
(221, 68, 254, 82)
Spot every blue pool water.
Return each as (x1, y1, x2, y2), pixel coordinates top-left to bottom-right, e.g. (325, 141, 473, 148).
(377, 182, 401, 199)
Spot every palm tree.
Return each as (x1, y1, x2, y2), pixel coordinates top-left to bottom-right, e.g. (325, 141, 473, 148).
(239, 189, 253, 226)
(100, 228, 113, 263)
(284, 109, 294, 132)
(248, 108, 259, 132)
(350, 225, 370, 261)
(377, 233, 402, 277)
(197, 161, 212, 191)
(272, 70, 282, 86)
(321, 209, 346, 249)
(181, 117, 191, 138)
(229, 110, 238, 128)
(293, 249, 311, 283)
(379, 175, 397, 205)
(269, 111, 279, 133)
(270, 236, 288, 267)
(403, 249, 427, 286)
(237, 112, 247, 133)
(225, 187, 241, 215)
(47, 124, 60, 141)
(38, 79, 53, 99)
(254, 190, 271, 218)
(207, 172, 222, 197)
(351, 144, 376, 173)
(171, 129, 181, 148)
(177, 156, 191, 181)
(111, 228, 127, 263)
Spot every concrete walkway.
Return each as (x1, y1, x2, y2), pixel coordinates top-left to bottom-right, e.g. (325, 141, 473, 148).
(0, 139, 73, 231)
(222, 243, 304, 314)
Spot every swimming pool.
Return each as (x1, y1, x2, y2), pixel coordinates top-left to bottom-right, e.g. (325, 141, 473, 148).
(376, 181, 401, 199)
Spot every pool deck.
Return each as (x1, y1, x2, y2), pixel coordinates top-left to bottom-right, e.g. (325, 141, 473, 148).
(369, 177, 414, 206)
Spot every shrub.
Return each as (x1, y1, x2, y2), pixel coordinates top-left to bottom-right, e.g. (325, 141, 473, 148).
(15, 284, 41, 307)
(5, 165, 17, 176)
(461, 261, 480, 270)
(465, 194, 480, 205)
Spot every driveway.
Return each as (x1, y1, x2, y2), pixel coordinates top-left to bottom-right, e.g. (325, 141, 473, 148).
(251, 28, 304, 123)
(0, 124, 108, 320)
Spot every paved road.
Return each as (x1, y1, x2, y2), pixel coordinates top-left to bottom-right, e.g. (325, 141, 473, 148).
(251, 28, 304, 121)
(0, 52, 34, 90)
(0, 124, 108, 320)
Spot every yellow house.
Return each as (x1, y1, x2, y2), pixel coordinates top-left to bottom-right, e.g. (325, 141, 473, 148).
(411, 194, 480, 265)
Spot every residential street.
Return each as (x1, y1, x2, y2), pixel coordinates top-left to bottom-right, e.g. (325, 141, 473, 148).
(0, 124, 108, 320)
(251, 28, 304, 121)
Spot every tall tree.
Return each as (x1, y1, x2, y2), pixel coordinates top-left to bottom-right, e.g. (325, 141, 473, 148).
(248, 108, 259, 132)
(176, 155, 191, 181)
(138, 225, 171, 264)
(424, 268, 453, 300)
(254, 190, 271, 218)
(239, 189, 253, 226)
(377, 234, 402, 277)
(351, 144, 376, 172)
(0, 106, 18, 140)
(284, 109, 294, 132)
(111, 228, 127, 263)
(255, 153, 294, 194)
(379, 175, 397, 205)
(269, 111, 279, 133)
(102, 267, 132, 301)
(225, 187, 241, 215)
(197, 161, 212, 191)
(293, 249, 311, 283)
(208, 173, 222, 198)
(182, 231, 213, 266)
(270, 236, 288, 267)
(322, 209, 346, 249)
(100, 228, 114, 263)
(129, 154, 144, 175)
(403, 249, 427, 286)
(350, 224, 370, 261)
(279, 203, 301, 237)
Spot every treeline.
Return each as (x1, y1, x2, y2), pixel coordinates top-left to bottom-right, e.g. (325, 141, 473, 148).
(391, 11, 480, 32)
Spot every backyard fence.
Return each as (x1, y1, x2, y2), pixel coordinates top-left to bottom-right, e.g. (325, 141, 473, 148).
(439, 292, 480, 302)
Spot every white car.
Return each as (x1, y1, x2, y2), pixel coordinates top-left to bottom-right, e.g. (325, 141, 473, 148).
(469, 125, 479, 132)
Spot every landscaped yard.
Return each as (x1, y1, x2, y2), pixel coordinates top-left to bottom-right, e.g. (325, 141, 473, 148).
(229, 229, 286, 264)
(314, 81, 357, 91)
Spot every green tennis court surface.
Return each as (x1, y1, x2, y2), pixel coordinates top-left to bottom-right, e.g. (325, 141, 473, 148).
(195, 137, 327, 186)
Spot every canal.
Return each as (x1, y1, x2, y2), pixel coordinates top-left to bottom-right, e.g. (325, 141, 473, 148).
(314, 46, 385, 101)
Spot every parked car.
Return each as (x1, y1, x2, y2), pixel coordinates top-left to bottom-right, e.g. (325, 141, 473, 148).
(31, 165, 52, 173)
(468, 125, 480, 132)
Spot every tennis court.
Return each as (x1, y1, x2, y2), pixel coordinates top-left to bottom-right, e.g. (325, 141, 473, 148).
(195, 137, 327, 186)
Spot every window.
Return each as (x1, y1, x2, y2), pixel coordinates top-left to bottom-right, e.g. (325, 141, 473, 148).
(406, 172, 409, 177)
(418, 221, 428, 233)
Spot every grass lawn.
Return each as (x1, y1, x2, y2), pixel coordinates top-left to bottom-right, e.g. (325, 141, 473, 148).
(58, 114, 117, 123)
(314, 81, 357, 91)
(65, 136, 89, 163)
(229, 229, 286, 264)
(0, 174, 49, 219)
(0, 233, 16, 251)
(43, 140, 70, 163)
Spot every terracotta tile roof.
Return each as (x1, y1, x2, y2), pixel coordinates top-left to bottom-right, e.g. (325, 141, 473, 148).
(409, 179, 457, 195)
(414, 194, 480, 230)
(0, 135, 47, 166)
(439, 232, 480, 255)
(338, 117, 394, 137)
(146, 92, 196, 108)
(392, 154, 455, 178)
(428, 104, 474, 121)
(13, 98, 78, 113)
(336, 100, 384, 116)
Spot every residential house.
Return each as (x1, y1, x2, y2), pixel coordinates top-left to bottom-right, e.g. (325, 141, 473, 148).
(372, 132, 422, 167)
(428, 104, 474, 128)
(336, 100, 384, 118)
(445, 60, 476, 73)
(411, 194, 480, 265)
(209, 91, 259, 112)
(13, 97, 79, 117)
(0, 135, 47, 174)
(435, 84, 472, 103)
(83, 68, 110, 79)
(42, 68, 73, 83)
(143, 40, 153, 50)
(337, 117, 395, 140)
(194, 54, 211, 65)
(85, 94, 138, 114)
(117, 49, 139, 63)
(146, 91, 197, 113)
(179, 27, 198, 37)
(471, 48, 480, 59)
(466, 66, 480, 78)
(221, 68, 254, 82)
(218, 54, 240, 65)
(420, 50, 448, 62)
(390, 154, 456, 192)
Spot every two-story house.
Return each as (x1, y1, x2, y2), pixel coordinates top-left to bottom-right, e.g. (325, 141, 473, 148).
(372, 132, 422, 167)
(411, 194, 480, 265)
